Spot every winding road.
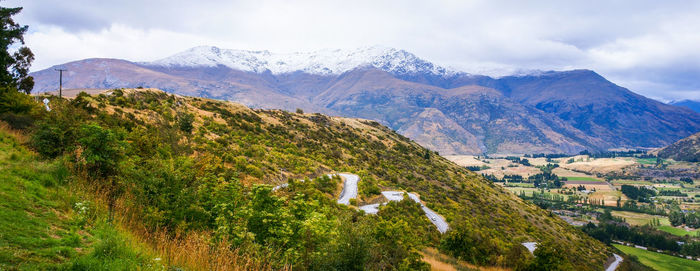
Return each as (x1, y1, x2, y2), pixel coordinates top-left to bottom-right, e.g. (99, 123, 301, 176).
(605, 253, 623, 271)
(275, 172, 449, 233)
(369, 190, 449, 233)
(336, 173, 359, 205)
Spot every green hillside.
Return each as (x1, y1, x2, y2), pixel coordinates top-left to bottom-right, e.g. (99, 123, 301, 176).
(1, 88, 611, 270)
(0, 123, 163, 270)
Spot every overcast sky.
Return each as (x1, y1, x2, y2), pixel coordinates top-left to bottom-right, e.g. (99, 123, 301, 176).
(6, 0, 700, 102)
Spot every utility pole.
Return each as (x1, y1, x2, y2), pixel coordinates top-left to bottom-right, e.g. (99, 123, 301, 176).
(55, 69, 67, 98)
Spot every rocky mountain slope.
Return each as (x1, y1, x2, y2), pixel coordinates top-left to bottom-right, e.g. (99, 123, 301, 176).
(30, 46, 700, 155)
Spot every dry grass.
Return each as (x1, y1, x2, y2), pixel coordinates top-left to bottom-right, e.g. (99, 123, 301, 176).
(0, 121, 29, 144)
(560, 157, 635, 174)
(588, 191, 623, 207)
(73, 178, 286, 271)
(444, 155, 486, 167)
(116, 197, 286, 271)
(420, 248, 511, 271)
(611, 211, 666, 226)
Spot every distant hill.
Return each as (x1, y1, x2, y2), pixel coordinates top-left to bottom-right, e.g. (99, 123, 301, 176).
(30, 46, 700, 155)
(670, 100, 700, 113)
(655, 132, 700, 162)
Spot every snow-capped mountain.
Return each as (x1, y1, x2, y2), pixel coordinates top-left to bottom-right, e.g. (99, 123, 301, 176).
(29, 46, 700, 156)
(146, 45, 458, 76)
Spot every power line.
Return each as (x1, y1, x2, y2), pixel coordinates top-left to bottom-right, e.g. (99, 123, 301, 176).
(54, 68, 67, 98)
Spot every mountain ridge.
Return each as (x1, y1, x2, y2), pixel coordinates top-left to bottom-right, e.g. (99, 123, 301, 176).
(146, 45, 459, 77)
(670, 99, 700, 113)
(30, 46, 700, 155)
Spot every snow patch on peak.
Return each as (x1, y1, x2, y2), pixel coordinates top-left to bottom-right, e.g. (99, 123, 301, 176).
(147, 45, 457, 76)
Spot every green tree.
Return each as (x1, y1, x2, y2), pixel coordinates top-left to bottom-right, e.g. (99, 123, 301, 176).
(246, 185, 293, 247)
(525, 241, 573, 271)
(77, 123, 125, 221)
(669, 210, 685, 227)
(0, 6, 34, 93)
(78, 123, 125, 179)
(324, 217, 372, 270)
(177, 111, 194, 134)
(440, 222, 500, 265)
(371, 218, 428, 270)
(0, 85, 35, 114)
(31, 100, 86, 157)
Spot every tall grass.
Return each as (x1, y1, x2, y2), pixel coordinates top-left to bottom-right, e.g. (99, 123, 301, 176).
(77, 179, 287, 271)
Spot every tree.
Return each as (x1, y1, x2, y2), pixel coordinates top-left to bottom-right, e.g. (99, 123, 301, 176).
(0, 7, 34, 93)
(440, 223, 500, 265)
(0, 85, 34, 112)
(78, 123, 125, 179)
(177, 111, 194, 134)
(525, 241, 573, 271)
(77, 123, 125, 221)
(669, 210, 685, 227)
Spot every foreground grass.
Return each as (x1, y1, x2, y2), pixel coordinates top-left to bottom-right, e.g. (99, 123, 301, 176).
(420, 248, 511, 271)
(0, 124, 160, 270)
(613, 244, 700, 271)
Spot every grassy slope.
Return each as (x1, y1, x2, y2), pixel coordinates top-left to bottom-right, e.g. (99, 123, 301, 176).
(0, 124, 160, 270)
(613, 244, 700, 271)
(91, 89, 610, 269)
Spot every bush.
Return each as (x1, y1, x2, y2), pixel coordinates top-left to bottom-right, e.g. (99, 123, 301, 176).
(0, 112, 34, 129)
(0, 86, 38, 115)
(440, 224, 501, 265)
(77, 123, 125, 179)
(524, 241, 573, 271)
(31, 121, 67, 158)
(177, 112, 194, 134)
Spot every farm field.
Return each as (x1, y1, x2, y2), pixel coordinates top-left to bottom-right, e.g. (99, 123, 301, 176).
(500, 182, 535, 188)
(636, 158, 659, 165)
(501, 185, 575, 201)
(552, 167, 593, 178)
(611, 211, 700, 236)
(588, 191, 622, 207)
(611, 211, 666, 226)
(441, 155, 485, 167)
(560, 157, 636, 174)
(613, 244, 700, 271)
(562, 182, 612, 192)
(611, 179, 654, 185)
(449, 153, 700, 214)
(565, 176, 604, 182)
(657, 225, 700, 237)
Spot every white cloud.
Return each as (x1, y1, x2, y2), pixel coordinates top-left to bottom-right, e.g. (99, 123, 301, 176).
(6, 0, 700, 101)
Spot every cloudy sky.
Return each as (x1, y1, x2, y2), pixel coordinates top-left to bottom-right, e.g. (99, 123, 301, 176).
(7, 0, 700, 101)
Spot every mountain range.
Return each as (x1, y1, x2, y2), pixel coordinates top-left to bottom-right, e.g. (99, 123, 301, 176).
(29, 46, 700, 155)
(670, 99, 700, 113)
